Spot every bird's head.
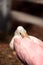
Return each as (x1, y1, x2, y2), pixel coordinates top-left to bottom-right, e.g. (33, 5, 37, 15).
(15, 26, 28, 38)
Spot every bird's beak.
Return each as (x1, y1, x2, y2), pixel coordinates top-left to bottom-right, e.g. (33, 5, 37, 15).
(21, 32, 28, 38)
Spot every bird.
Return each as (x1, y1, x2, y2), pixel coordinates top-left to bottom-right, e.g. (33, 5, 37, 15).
(9, 26, 29, 50)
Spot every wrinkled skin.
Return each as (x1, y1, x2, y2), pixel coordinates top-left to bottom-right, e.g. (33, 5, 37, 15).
(10, 35, 43, 65)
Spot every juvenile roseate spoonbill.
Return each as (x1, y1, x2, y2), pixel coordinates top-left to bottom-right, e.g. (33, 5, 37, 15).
(9, 26, 43, 65)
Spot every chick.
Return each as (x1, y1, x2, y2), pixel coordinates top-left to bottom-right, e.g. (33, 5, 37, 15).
(9, 26, 28, 50)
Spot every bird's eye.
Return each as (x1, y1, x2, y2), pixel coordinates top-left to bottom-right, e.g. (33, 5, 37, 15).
(20, 33, 21, 35)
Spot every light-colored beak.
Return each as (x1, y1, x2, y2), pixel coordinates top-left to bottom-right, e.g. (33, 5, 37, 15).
(21, 32, 28, 38)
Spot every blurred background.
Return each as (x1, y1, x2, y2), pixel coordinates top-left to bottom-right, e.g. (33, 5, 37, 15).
(0, 0, 43, 65)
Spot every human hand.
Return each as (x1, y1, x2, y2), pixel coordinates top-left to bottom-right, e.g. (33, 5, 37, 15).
(10, 26, 43, 65)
